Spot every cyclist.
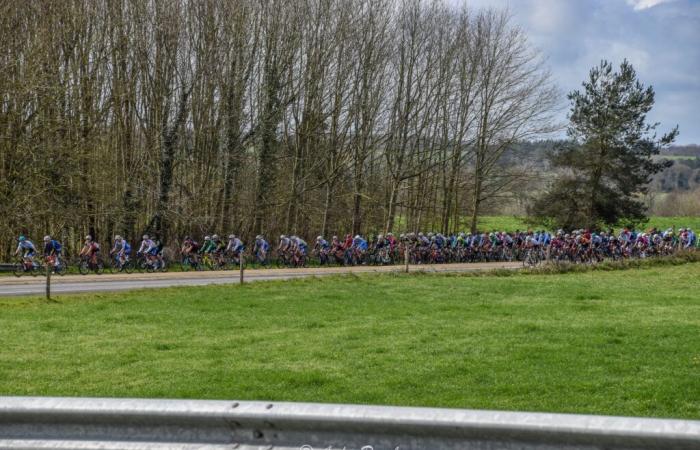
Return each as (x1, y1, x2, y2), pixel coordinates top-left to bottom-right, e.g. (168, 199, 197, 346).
(352, 234, 368, 257)
(278, 235, 292, 254)
(200, 235, 215, 254)
(315, 235, 330, 264)
(153, 235, 166, 268)
(226, 234, 245, 258)
(15, 235, 38, 268)
(386, 232, 397, 252)
(43, 235, 63, 271)
(253, 235, 270, 264)
(136, 234, 158, 266)
(80, 235, 101, 266)
(181, 236, 200, 263)
(209, 234, 226, 266)
(110, 235, 131, 269)
(374, 234, 386, 249)
(291, 235, 308, 257)
(330, 235, 344, 263)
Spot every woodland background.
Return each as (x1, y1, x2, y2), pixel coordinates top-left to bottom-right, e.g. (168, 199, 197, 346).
(1, 0, 696, 256)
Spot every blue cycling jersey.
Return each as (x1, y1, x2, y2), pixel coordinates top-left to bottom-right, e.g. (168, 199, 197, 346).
(354, 238, 368, 251)
(44, 240, 62, 255)
(17, 240, 36, 254)
(256, 240, 270, 252)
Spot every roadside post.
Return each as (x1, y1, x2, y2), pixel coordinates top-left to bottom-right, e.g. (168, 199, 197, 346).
(45, 260, 51, 300)
(239, 255, 244, 284)
(404, 246, 409, 273)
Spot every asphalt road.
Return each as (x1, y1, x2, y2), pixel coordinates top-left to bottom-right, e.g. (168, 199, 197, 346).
(0, 261, 521, 297)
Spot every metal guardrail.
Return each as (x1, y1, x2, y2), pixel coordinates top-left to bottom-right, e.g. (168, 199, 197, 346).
(0, 398, 699, 449)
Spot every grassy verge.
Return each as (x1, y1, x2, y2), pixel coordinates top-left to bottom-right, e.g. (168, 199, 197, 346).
(1, 264, 699, 419)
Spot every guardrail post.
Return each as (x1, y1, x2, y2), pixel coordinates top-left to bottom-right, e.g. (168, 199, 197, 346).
(239, 254, 244, 284)
(45, 259, 51, 300)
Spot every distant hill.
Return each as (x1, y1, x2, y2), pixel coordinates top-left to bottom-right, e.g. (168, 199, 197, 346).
(666, 144, 700, 157)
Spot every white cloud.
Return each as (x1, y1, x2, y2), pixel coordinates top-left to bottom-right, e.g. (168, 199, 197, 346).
(626, 0, 677, 11)
(529, 0, 577, 33)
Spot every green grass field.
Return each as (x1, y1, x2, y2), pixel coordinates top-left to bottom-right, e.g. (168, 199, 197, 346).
(470, 215, 700, 232)
(1, 264, 699, 419)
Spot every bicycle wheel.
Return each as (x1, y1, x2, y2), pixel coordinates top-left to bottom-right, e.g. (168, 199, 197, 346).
(54, 260, 68, 276)
(12, 262, 24, 277)
(135, 257, 148, 273)
(180, 256, 192, 272)
(203, 256, 215, 271)
(79, 260, 89, 275)
(29, 262, 41, 277)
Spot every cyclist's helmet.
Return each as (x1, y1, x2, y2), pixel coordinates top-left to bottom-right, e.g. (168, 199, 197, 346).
(332, 235, 338, 240)
(354, 235, 361, 240)
(204, 235, 211, 240)
(142, 234, 149, 240)
(18, 235, 26, 242)
(212, 234, 219, 240)
(280, 235, 287, 240)
(114, 235, 122, 241)
(43, 235, 51, 242)
(86, 235, 93, 241)
(228, 234, 235, 239)
(387, 232, 393, 236)
(255, 235, 263, 240)
(184, 235, 191, 240)
(316, 236, 323, 241)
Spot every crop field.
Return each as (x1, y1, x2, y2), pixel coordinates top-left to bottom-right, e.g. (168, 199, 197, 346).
(1, 263, 699, 419)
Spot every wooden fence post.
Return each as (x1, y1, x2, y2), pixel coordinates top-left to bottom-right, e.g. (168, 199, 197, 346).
(239, 255, 244, 284)
(45, 259, 51, 300)
(404, 246, 409, 273)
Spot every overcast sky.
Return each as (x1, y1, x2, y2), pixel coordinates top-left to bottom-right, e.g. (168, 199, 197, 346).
(461, 0, 700, 144)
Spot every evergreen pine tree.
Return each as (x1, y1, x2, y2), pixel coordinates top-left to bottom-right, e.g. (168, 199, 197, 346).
(531, 60, 678, 229)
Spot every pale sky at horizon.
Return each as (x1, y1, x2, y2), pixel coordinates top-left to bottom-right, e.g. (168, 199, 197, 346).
(459, 0, 700, 144)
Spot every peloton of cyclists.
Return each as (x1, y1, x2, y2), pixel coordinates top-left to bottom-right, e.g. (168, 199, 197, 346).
(9, 224, 699, 273)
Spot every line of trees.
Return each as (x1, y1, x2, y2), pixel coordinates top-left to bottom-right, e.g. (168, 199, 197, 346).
(0, 0, 558, 255)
